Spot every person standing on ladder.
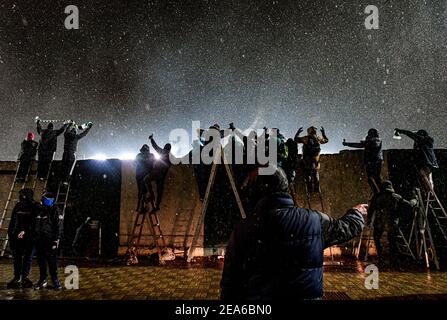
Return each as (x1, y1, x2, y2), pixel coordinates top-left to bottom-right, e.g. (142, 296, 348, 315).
(394, 128, 439, 193)
(7, 188, 39, 289)
(147, 134, 172, 212)
(368, 180, 418, 269)
(135, 144, 155, 211)
(294, 126, 328, 193)
(16, 132, 38, 182)
(343, 128, 383, 194)
(36, 118, 67, 180)
(61, 121, 93, 185)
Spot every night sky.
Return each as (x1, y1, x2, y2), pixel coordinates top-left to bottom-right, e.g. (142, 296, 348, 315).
(1, 0, 446, 160)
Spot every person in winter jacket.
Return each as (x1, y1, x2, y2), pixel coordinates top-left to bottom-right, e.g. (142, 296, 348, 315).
(36, 120, 67, 180)
(394, 128, 439, 193)
(368, 180, 418, 268)
(220, 167, 365, 300)
(7, 188, 39, 289)
(343, 128, 383, 193)
(34, 192, 64, 290)
(284, 138, 299, 183)
(61, 121, 93, 184)
(16, 132, 38, 182)
(294, 126, 329, 193)
(146, 134, 172, 212)
(135, 144, 155, 211)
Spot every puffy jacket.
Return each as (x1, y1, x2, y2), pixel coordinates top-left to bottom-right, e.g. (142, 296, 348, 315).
(8, 197, 39, 242)
(37, 122, 66, 154)
(399, 130, 439, 169)
(344, 136, 383, 164)
(220, 192, 364, 300)
(34, 205, 64, 243)
(18, 140, 38, 161)
(135, 151, 155, 178)
(64, 126, 91, 154)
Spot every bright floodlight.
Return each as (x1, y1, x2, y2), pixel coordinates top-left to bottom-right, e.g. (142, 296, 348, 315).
(91, 153, 107, 161)
(154, 152, 161, 160)
(119, 153, 136, 160)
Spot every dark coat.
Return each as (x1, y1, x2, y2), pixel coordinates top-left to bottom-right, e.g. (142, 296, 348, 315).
(8, 198, 39, 242)
(18, 140, 38, 161)
(220, 193, 364, 300)
(399, 130, 439, 169)
(34, 205, 64, 243)
(344, 136, 383, 164)
(63, 126, 91, 154)
(37, 122, 66, 154)
(150, 138, 171, 179)
(135, 151, 155, 179)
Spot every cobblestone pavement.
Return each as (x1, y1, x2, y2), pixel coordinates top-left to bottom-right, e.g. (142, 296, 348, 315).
(1, 259, 447, 300)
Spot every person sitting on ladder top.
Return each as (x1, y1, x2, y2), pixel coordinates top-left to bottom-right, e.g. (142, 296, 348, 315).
(294, 126, 329, 193)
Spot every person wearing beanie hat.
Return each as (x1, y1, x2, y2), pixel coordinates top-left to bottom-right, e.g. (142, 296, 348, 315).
(294, 125, 329, 193)
(135, 144, 155, 211)
(36, 119, 67, 180)
(16, 132, 38, 182)
(61, 120, 93, 185)
(343, 128, 383, 193)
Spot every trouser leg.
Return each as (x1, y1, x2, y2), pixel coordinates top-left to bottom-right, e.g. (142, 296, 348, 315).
(21, 242, 34, 279)
(311, 169, 320, 192)
(37, 153, 53, 179)
(373, 224, 384, 261)
(419, 166, 434, 193)
(62, 153, 75, 182)
(36, 244, 48, 280)
(11, 243, 23, 279)
(17, 161, 31, 180)
(47, 248, 59, 282)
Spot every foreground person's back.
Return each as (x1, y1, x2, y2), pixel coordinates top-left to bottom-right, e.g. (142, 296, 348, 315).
(220, 168, 365, 300)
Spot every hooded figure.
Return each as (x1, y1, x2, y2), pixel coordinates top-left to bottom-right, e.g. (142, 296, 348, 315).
(135, 144, 155, 211)
(61, 121, 93, 184)
(343, 128, 383, 193)
(220, 167, 365, 300)
(146, 135, 172, 211)
(368, 180, 418, 268)
(7, 188, 39, 289)
(394, 128, 438, 192)
(34, 191, 64, 290)
(36, 120, 67, 179)
(294, 126, 329, 192)
(16, 132, 38, 182)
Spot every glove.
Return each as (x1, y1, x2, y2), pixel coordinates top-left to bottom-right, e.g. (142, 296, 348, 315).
(394, 128, 401, 134)
(87, 121, 93, 128)
(342, 139, 347, 146)
(149, 134, 154, 140)
(229, 122, 235, 130)
(320, 126, 325, 133)
(35, 116, 40, 123)
(297, 127, 303, 135)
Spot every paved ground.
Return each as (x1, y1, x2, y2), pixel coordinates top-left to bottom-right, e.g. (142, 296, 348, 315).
(1, 258, 447, 300)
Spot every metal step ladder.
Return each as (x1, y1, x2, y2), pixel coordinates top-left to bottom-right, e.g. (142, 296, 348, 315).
(186, 148, 246, 263)
(126, 196, 170, 265)
(0, 161, 36, 256)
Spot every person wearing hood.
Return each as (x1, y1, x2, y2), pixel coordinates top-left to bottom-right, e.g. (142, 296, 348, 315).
(135, 144, 155, 211)
(34, 191, 64, 290)
(220, 166, 365, 300)
(16, 132, 38, 182)
(7, 188, 39, 289)
(61, 121, 93, 185)
(368, 180, 418, 268)
(146, 134, 172, 212)
(343, 128, 383, 193)
(36, 120, 67, 180)
(294, 126, 329, 193)
(394, 128, 439, 192)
